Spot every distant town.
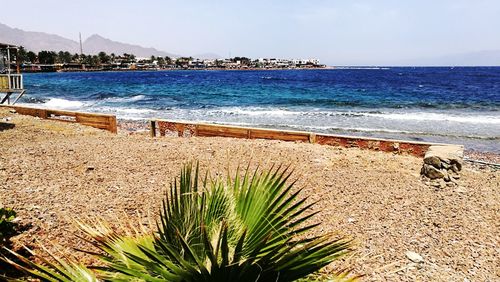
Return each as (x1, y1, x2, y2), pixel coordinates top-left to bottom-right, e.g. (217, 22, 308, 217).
(10, 47, 325, 72)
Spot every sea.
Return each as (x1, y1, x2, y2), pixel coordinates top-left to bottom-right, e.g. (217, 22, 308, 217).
(18, 67, 500, 153)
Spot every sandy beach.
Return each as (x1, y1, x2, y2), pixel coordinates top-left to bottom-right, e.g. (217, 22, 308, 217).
(1, 108, 498, 281)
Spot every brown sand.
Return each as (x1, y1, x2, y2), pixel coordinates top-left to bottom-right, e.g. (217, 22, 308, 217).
(1, 108, 499, 281)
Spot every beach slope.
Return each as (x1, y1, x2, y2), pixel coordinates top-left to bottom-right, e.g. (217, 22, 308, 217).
(0, 108, 498, 281)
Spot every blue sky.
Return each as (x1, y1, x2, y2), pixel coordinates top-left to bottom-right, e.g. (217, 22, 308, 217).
(3, 0, 500, 65)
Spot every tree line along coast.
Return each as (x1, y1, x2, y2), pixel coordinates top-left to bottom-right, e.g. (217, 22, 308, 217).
(4, 47, 326, 72)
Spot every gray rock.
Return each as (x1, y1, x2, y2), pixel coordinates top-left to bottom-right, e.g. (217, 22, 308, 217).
(423, 145, 463, 180)
(443, 170, 450, 182)
(406, 251, 424, 263)
(424, 164, 445, 179)
(450, 161, 462, 172)
(430, 180, 441, 187)
(424, 156, 441, 168)
(450, 177, 459, 185)
(449, 170, 460, 179)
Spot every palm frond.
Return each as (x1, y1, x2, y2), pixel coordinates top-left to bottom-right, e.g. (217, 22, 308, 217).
(3, 162, 356, 281)
(1, 246, 97, 282)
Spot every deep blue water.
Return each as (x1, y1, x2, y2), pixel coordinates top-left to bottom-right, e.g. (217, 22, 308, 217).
(20, 67, 500, 152)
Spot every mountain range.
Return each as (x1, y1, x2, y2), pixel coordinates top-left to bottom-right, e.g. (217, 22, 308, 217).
(0, 22, 220, 59)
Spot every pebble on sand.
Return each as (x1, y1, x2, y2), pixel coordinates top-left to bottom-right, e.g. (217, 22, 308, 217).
(405, 251, 424, 263)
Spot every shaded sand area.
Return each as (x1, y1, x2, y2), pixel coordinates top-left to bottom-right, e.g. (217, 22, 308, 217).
(1, 108, 498, 281)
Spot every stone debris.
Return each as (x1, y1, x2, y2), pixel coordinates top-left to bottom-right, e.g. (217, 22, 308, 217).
(421, 145, 464, 187)
(406, 251, 424, 263)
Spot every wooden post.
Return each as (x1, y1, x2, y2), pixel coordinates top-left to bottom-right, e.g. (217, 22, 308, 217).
(108, 116, 117, 134)
(150, 120, 156, 137)
(1, 92, 12, 105)
(309, 133, 316, 144)
(177, 124, 184, 137)
(16, 48, 20, 74)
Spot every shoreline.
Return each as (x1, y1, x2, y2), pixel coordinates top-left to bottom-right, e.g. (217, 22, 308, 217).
(116, 119, 500, 164)
(23, 66, 332, 74)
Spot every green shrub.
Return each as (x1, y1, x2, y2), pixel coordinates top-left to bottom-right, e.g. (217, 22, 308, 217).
(3, 163, 356, 281)
(0, 207, 18, 245)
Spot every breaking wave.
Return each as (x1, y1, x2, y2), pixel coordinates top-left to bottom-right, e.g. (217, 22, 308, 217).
(42, 98, 85, 109)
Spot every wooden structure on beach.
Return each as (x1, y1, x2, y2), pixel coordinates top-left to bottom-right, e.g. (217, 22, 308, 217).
(149, 119, 449, 157)
(0, 104, 117, 133)
(0, 43, 25, 105)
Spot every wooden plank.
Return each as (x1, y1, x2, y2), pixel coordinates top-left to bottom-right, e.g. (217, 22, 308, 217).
(75, 114, 112, 124)
(197, 124, 249, 138)
(14, 107, 48, 118)
(107, 116, 117, 133)
(250, 128, 310, 142)
(46, 110, 77, 117)
(80, 123, 111, 129)
(149, 119, 453, 157)
(0, 105, 117, 133)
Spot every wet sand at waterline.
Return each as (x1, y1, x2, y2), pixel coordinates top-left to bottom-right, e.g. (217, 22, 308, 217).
(0, 108, 498, 281)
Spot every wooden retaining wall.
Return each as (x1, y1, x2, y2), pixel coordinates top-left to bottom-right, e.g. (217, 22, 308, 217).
(1, 105, 117, 133)
(150, 119, 448, 157)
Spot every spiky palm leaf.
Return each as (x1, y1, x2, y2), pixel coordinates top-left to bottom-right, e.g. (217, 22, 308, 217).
(2, 163, 355, 281)
(2, 246, 97, 282)
(108, 163, 353, 281)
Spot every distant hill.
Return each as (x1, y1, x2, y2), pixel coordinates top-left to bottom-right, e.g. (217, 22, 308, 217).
(83, 34, 177, 58)
(0, 22, 179, 58)
(0, 22, 79, 53)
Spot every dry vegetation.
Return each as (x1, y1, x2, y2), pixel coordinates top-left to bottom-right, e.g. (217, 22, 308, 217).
(0, 108, 498, 281)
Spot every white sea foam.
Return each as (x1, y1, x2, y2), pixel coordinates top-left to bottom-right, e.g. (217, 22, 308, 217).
(116, 108, 155, 114)
(299, 125, 415, 134)
(43, 98, 85, 109)
(365, 112, 500, 124)
(203, 107, 500, 125)
(212, 107, 297, 117)
(105, 95, 147, 103)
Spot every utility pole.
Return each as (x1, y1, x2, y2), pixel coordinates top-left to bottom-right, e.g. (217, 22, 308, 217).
(6, 47, 11, 75)
(79, 33, 85, 70)
(79, 32, 83, 55)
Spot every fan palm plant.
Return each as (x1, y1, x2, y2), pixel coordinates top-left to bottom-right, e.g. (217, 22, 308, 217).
(3, 163, 354, 281)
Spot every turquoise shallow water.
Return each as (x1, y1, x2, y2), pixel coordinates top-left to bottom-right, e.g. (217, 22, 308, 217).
(19, 68, 500, 152)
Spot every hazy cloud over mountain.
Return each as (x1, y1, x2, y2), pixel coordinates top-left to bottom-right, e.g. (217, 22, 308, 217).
(0, 23, 180, 58)
(82, 34, 177, 58)
(0, 23, 79, 53)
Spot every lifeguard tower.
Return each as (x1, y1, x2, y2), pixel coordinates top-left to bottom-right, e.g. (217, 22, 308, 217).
(0, 43, 25, 105)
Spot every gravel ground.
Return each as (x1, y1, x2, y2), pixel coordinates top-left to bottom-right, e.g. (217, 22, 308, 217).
(1, 109, 499, 281)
